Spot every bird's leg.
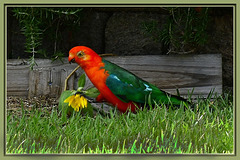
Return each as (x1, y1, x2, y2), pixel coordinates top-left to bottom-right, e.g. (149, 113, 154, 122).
(96, 93, 106, 102)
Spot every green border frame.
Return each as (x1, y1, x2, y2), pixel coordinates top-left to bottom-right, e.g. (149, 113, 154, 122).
(1, 0, 239, 160)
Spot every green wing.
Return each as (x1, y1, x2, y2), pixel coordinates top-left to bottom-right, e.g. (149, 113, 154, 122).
(102, 59, 185, 105)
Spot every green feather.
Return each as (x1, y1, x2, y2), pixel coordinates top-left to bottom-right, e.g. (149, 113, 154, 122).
(102, 59, 186, 105)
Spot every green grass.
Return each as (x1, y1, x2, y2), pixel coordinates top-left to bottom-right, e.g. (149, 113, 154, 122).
(6, 93, 233, 154)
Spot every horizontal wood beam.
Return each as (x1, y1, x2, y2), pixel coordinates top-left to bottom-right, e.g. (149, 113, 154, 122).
(7, 54, 222, 99)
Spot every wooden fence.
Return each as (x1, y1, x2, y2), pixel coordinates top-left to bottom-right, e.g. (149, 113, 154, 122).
(7, 54, 222, 99)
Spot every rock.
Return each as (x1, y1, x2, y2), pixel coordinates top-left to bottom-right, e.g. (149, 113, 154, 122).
(69, 9, 111, 54)
(105, 12, 168, 55)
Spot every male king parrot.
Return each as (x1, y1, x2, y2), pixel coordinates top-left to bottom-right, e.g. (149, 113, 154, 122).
(68, 46, 189, 112)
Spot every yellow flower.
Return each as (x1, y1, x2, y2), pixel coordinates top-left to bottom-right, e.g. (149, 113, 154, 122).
(64, 94, 88, 112)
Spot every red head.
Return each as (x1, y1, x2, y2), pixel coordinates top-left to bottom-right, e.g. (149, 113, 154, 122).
(68, 46, 102, 68)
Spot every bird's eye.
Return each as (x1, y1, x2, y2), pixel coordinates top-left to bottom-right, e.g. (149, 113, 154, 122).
(77, 51, 85, 57)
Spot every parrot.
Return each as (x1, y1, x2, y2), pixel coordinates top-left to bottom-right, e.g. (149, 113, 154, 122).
(68, 46, 189, 113)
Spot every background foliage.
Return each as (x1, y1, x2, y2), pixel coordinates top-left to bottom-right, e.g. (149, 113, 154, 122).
(12, 7, 83, 69)
(143, 7, 209, 54)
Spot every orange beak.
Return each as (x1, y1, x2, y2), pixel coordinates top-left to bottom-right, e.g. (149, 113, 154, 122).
(68, 52, 75, 63)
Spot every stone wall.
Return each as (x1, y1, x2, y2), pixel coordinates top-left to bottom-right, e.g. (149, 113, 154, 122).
(7, 7, 233, 93)
(105, 11, 167, 55)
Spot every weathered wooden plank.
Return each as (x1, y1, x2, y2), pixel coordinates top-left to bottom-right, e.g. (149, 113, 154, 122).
(7, 54, 222, 99)
(7, 60, 29, 97)
(104, 54, 222, 98)
(27, 59, 83, 97)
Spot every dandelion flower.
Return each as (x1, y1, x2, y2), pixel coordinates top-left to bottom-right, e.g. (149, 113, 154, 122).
(64, 94, 88, 112)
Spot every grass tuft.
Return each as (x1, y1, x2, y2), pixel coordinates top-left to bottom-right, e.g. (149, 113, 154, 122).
(6, 93, 233, 154)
